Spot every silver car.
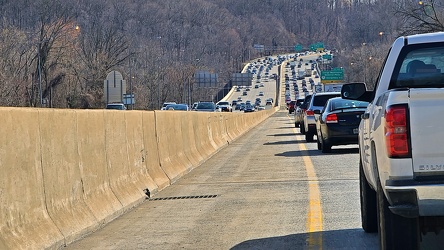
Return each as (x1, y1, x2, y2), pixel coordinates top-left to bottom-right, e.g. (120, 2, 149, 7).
(294, 95, 311, 129)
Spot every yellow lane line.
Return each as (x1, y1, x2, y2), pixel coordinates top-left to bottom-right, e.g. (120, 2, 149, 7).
(300, 143, 323, 249)
(291, 119, 323, 249)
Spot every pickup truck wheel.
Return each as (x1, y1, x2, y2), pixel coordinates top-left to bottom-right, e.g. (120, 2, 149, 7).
(359, 160, 377, 233)
(320, 138, 331, 153)
(377, 178, 419, 249)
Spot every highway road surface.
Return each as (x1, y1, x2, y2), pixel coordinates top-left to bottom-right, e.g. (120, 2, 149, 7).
(66, 110, 380, 249)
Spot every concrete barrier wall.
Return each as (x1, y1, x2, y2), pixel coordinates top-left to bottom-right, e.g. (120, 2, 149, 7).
(179, 111, 204, 168)
(39, 109, 98, 246)
(0, 108, 64, 250)
(124, 111, 159, 195)
(141, 111, 169, 191)
(193, 112, 217, 160)
(104, 111, 146, 210)
(155, 111, 191, 183)
(209, 113, 227, 149)
(0, 107, 276, 249)
(191, 113, 211, 160)
(76, 110, 124, 231)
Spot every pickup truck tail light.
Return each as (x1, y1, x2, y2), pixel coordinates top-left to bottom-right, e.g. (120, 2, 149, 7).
(306, 110, 315, 116)
(326, 114, 338, 123)
(385, 105, 410, 158)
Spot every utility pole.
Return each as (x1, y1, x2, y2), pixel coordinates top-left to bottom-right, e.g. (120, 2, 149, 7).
(37, 43, 43, 107)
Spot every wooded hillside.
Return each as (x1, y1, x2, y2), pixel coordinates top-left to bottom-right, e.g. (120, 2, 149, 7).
(0, 0, 441, 109)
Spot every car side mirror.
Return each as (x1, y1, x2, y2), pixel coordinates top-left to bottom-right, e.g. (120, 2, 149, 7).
(341, 82, 373, 102)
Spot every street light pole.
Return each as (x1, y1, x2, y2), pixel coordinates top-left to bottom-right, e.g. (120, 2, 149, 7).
(361, 43, 366, 83)
(157, 61, 161, 109)
(37, 43, 43, 107)
(157, 36, 162, 109)
(129, 56, 133, 110)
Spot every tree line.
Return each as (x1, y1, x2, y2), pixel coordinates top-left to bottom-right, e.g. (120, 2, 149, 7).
(0, 0, 442, 109)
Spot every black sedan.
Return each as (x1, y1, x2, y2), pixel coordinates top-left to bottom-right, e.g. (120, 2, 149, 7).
(315, 97, 369, 153)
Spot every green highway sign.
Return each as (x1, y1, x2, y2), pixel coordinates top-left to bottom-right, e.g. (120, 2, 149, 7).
(310, 42, 324, 52)
(294, 44, 303, 52)
(322, 54, 332, 60)
(320, 69, 344, 82)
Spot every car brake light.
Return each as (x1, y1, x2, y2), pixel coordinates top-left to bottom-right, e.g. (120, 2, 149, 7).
(326, 114, 338, 123)
(385, 105, 409, 158)
(306, 110, 314, 116)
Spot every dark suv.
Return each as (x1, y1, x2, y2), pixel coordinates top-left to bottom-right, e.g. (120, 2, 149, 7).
(302, 92, 341, 142)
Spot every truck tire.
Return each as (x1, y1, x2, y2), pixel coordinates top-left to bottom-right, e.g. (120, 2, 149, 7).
(359, 160, 377, 233)
(377, 176, 419, 249)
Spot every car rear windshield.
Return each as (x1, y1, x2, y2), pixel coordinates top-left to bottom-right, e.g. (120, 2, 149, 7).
(331, 99, 369, 111)
(313, 94, 340, 106)
(197, 103, 214, 109)
(392, 43, 444, 88)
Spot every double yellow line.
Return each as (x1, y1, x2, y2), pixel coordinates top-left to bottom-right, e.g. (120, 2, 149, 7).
(292, 121, 323, 249)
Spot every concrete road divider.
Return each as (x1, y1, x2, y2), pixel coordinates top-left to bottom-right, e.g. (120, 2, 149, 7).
(0, 108, 64, 250)
(104, 110, 146, 211)
(124, 111, 159, 195)
(209, 113, 228, 149)
(142, 111, 169, 191)
(193, 112, 218, 160)
(225, 114, 238, 141)
(179, 111, 204, 168)
(154, 111, 191, 183)
(76, 110, 124, 233)
(38, 109, 98, 246)
(190, 112, 210, 160)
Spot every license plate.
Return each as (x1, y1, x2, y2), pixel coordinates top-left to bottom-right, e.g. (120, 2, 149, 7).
(353, 128, 359, 134)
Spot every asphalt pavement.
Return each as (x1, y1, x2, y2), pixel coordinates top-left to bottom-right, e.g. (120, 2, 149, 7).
(65, 110, 379, 250)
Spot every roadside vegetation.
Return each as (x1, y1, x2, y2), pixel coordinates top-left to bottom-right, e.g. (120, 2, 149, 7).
(0, 0, 442, 109)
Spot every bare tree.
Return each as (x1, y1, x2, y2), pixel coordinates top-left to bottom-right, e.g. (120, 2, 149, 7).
(0, 25, 33, 106)
(70, 1, 131, 108)
(395, 0, 444, 35)
(0, 0, 435, 109)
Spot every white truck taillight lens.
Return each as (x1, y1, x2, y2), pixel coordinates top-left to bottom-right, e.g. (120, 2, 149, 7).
(385, 105, 409, 158)
(306, 110, 314, 116)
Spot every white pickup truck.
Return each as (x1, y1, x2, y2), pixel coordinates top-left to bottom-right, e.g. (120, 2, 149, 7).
(341, 32, 444, 249)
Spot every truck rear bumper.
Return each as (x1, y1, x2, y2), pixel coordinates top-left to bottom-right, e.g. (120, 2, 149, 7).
(385, 180, 444, 217)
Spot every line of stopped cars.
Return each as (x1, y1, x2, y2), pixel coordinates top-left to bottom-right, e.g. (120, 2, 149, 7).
(233, 84, 273, 112)
(294, 90, 369, 153)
